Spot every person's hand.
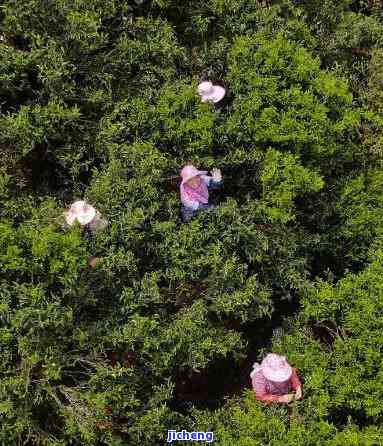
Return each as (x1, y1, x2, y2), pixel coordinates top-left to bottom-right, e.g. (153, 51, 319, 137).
(278, 394, 295, 404)
(295, 386, 303, 400)
(88, 256, 100, 268)
(211, 168, 222, 182)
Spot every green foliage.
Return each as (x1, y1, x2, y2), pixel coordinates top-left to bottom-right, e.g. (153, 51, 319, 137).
(226, 32, 359, 170)
(335, 169, 383, 265)
(260, 149, 324, 223)
(364, 49, 383, 114)
(194, 250, 383, 444)
(0, 101, 81, 157)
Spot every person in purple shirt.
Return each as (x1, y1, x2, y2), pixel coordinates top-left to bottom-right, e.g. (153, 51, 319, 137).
(180, 164, 223, 223)
(250, 353, 303, 404)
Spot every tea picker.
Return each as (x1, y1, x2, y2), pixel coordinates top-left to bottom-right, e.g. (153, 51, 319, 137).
(180, 164, 223, 223)
(250, 353, 303, 404)
(197, 81, 226, 106)
(63, 200, 108, 233)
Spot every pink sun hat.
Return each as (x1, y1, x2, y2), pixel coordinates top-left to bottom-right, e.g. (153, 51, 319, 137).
(197, 81, 226, 103)
(261, 353, 293, 382)
(64, 200, 96, 226)
(180, 164, 208, 183)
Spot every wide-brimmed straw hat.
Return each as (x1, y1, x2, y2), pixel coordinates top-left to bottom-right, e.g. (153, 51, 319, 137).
(64, 200, 96, 226)
(197, 81, 226, 103)
(180, 164, 208, 183)
(261, 353, 292, 382)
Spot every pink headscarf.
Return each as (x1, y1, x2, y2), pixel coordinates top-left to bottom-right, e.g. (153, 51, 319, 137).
(180, 165, 209, 205)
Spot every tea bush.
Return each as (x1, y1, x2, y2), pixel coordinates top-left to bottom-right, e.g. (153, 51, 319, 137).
(194, 250, 383, 444)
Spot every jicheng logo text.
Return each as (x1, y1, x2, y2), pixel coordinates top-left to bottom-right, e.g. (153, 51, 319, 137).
(167, 430, 214, 443)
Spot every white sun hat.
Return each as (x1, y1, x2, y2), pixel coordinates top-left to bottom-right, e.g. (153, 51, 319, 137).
(64, 200, 96, 226)
(261, 353, 293, 383)
(197, 81, 226, 103)
(180, 164, 208, 183)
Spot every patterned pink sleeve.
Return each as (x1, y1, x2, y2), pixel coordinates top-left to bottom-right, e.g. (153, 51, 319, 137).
(290, 368, 302, 391)
(252, 370, 281, 402)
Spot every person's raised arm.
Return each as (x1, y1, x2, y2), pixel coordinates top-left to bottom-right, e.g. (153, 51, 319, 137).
(202, 168, 223, 188)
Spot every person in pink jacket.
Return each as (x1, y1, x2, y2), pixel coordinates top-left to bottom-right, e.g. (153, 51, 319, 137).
(250, 353, 303, 404)
(180, 164, 223, 222)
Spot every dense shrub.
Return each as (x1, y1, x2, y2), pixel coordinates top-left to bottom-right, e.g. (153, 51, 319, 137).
(194, 250, 383, 444)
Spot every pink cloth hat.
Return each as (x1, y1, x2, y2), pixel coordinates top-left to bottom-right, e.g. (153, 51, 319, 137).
(64, 200, 96, 226)
(197, 81, 226, 103)
(261, 354, 292, 382)
(180, 164, 208, 183)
